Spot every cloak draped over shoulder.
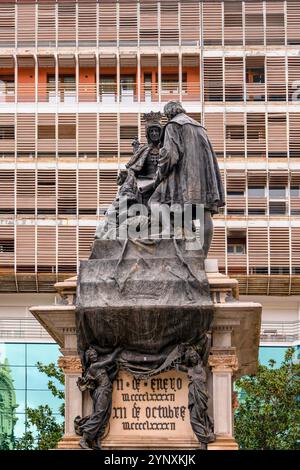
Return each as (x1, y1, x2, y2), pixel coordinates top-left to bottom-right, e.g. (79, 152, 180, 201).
(149, 113, 225, 214)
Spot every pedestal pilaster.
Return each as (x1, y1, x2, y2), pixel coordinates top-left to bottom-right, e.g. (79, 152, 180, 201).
(208, 354, 239, 450)
(57, 356, 82, 449)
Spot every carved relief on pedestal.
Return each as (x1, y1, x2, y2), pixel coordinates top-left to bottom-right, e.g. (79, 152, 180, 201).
(208, 354, 239, 372)
(58, 356, 82, 374)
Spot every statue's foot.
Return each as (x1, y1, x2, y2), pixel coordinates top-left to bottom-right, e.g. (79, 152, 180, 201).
(198, 442, 207, 450)
(79, 438, 93, 450)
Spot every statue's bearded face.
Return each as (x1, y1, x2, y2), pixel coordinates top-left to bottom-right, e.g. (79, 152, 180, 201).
(148, 126, 160, 144)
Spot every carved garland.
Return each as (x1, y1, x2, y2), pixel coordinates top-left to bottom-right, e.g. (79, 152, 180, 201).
(208, 354, 239, 372)
(58, 356, 82, 374)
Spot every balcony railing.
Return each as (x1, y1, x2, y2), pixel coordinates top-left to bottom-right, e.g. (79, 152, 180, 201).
(1, 82, 299, 104)
(260, 321, 300, 343)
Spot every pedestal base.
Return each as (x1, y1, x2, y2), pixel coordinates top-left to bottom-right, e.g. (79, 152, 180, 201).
(56, 435, 238, 451)
(208, 436, 239, 450)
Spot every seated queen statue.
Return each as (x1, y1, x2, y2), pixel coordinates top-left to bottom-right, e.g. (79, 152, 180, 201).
(95, 111, 162, 239)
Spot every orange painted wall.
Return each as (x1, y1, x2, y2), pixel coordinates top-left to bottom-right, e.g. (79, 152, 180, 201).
(1, 65, 200, 101)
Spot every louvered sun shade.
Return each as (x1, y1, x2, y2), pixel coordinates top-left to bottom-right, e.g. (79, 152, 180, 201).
(287, 1, 300, 45)
(266, 1, 285, 46)
(79, 227, 95, 261)
(98, 2, 117, 46)
(37, 170, 56, 216)
(139, 1, 158, 46)
(267, 57, 286, 102)
(225, 113, 245, 158)
(99, 169, 118, 212)
(247, 171, 268, 214)
(223, 1, 243, 46)
(119, 1, 138, 46)
(78, 2, 97, 47)
(204, 113, 224, 157)
(203, 58, 223, 102)
(99, 114, 118, 160)
(160, 1, 179, 46)
(0, 226, 14, 269)
(226, 171, 246, 215)
(16, 114, 35, 156)
(16, 170, 36, 215)
(78, 170, 98, 216)
(58, 170, 77, 216)
(38, 3, 56, 47)
(0, 114, 14, 153)
(180, 1, 200, 46)
(290, 172, 300, 215)
(225, 58, 244, 102)
(58, 2, 76, 47)
(78, 114, 97, 155)
(244, 1, 264, 46)
(289, 114, 300, 158)
(38, 114, 56, 153)
(58, 226, 77, 273)
(288, 57, 300, 102)
(202, 2, 222, 46)
(0, 170, 14, 215)
(17, 2, 36, 47)
(0, 3, 15, 47)
(247, 113, 266, 158)
(268, 114, 288, 158)
(120, 113, 138, 159)
(58, 114, 76, 154)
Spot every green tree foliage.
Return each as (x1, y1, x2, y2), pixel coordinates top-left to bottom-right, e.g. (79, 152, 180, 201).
(235, 348, 300, 450)
(15, 362, 64, 450)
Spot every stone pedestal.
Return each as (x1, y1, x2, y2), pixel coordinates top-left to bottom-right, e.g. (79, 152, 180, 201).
(30, 262, 261, 451)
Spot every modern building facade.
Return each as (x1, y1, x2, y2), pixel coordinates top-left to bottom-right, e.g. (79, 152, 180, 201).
(0, 0, 300, 442)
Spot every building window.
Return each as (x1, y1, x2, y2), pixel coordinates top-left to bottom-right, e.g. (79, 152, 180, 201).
(38, 125, 56, 139)
(246, 57, 265, 84)
(227, 191, 244, 197)
(120, 126, 138, 140)
(290, 186, 300, 198)
(58, 125, 76, 140)
(0, 239, 14, 253)
(248, 187, 265, 198)
(226, 125, 244, 140)
(269, 201, 286, 215)
(227, 231, 246, 255)
(0, 126, 14, 140)
(269, 187, 286, 199)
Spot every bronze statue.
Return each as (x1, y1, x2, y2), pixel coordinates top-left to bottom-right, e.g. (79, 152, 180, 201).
(76, 102, 224, 450)
(95, 112, 162, 239)
(149, 101, 225, 255)
(74, 347, 114, 450)
(177, 347, 215, 449)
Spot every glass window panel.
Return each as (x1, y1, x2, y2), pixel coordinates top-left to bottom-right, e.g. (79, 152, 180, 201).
(13, 413, 26, 439)
(14, 389, 26, 413)
(27, 390, 61, 413)
(248, 187, 265, 197)
(259, 347, 288, 367)
(26, 344, 60, 367)
(26, 366, 62, 391)
(0, 365, 25, 390)
(0, 343, 26, 366)
(269, 187, 286, 199)
(290, 186, 300, 197)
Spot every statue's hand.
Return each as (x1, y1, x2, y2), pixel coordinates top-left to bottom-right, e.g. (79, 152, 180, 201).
(77, 376, 88, 391)
(132, 136, 141, 153)
(117, 169, 128, 186)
